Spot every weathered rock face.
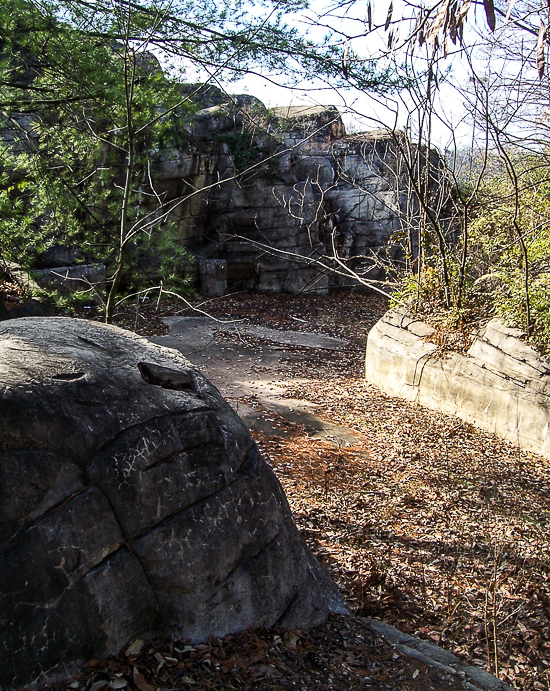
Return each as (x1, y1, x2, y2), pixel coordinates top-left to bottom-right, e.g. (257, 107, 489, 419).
(0, 317, 347, 691)
(33, 262, 106, 295)
(365, 307, 550, 459)
(2, 80, 446, 298)
(146, 95, 442, 294)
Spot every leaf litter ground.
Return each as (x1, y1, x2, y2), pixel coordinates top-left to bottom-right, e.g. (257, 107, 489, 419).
(52, 290, 550, 691)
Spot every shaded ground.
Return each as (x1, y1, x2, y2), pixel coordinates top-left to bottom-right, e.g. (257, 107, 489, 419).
(46, 615, 465, 691)
(55, 289, 549, 690)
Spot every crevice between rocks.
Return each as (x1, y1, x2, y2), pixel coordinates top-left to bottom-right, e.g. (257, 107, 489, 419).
(273, 588, 300, 626)
(143, 440, 225, 472)
(216, 528, 282, 591)
(83, 488, 162, 614)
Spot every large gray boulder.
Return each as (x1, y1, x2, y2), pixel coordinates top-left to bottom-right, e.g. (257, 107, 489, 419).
(0, 317, 347, 691)
(366, 307, 550, 459)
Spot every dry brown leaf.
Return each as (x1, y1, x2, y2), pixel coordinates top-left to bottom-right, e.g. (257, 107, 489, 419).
(537, 21, 547, 79)
(133, 672, 156, 691)
(342, 42, 349, 79)
(385, 2, 393, 31)
(505, 0, 517, 22)
(456, 0, 471, 27)
(449, 9, 457, 44)
(428, 0, 450, 44)
(483, 0, 496, 32)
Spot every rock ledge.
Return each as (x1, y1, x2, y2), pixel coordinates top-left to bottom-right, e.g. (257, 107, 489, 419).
(365, 307, 550, 459)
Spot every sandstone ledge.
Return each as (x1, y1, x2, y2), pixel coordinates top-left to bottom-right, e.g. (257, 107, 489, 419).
(365, 307, 550, 459)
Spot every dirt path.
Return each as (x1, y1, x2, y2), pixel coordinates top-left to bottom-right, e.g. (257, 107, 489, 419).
(150, 314, 360, 445)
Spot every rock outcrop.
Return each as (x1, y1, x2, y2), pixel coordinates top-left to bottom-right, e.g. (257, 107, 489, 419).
(2, 78, 448, 299)
(0, 317, 347, 691)
(144, 91, 446, 294)
(365, 307, 550, 459)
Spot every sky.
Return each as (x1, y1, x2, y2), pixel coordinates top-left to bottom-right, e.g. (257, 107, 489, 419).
(168, 0, 545, 152)
(230, 66, 474, 148)
(224, 1, 478, 150)
(225, 0, 545, 152)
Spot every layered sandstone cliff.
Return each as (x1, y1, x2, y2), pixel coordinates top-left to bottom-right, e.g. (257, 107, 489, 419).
(145, 88, 435, 293)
